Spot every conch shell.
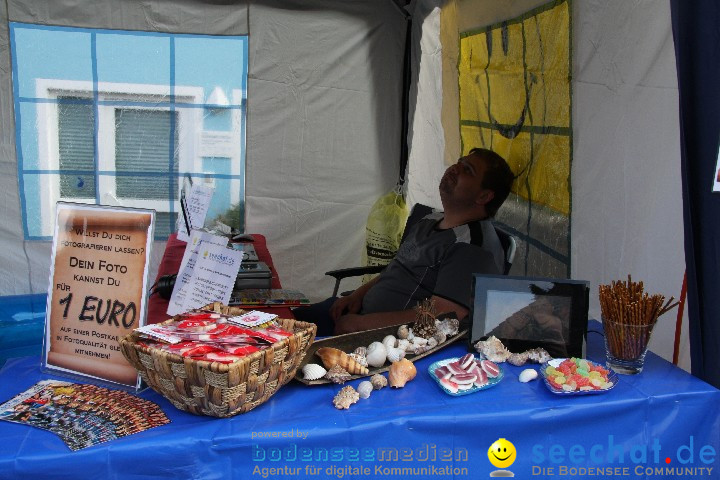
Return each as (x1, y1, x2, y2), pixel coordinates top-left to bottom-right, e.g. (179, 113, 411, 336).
(333, 385, 360, 409)
(315, 347, 369, 375)
(474, 335, 512, 363)
(370, 373, 387, 390)
(388, 358, 417, 388)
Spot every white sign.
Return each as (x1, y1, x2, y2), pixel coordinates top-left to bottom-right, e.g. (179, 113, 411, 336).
(168, 240, 241, 316)
(167, 230, 230, 316)
(44, 203, 154, 389)
(176, 184, 214, 243)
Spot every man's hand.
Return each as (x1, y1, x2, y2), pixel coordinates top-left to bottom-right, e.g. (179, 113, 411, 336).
(329, 294, 363, 322)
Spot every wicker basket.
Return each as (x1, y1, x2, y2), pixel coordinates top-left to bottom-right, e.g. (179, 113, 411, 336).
(119, 303, 316, 417)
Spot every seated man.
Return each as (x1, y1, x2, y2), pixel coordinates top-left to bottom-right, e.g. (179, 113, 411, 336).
(294, 148, 515, 335)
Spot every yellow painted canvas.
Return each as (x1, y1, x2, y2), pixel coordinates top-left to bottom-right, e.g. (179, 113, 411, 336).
(459, 0, 571, 277)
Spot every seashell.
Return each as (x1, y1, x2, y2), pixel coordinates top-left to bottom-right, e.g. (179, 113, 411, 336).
(407, 330, 415, 341)
(333, 385, 360, 409)
(353, 346, 367, 357)
(388, 359, 417, 388)
(396, 339, 411, 351)
(412, 343, 433, 355)
(519, 368, 538, 383)
(301, 363, 327, 381)
(436, 317, 459, 336)
(366, 342, 387, 368)
(397, 325, 409, 339)
(432, 331, 447, 345)
(527, 348, 552, 364)
(508, 352, 529, 366)
(315, 347, 369, 375)
(348, 352, 368, 368)
(474, 336, 512, 363)
(325, 365, 352, 384)
(386, 347, 406, 363)
(382, 335, 397, 350)
(412, 336, 428, 346)
(370, 373, 387, 390)
(357, 381, 373, 399)
(427, 337, 438, 348)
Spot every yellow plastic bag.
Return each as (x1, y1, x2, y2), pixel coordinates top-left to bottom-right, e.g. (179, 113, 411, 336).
(362, 187, 409, 281)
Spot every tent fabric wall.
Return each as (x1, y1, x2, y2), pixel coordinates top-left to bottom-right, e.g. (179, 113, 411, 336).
(670, 0, 720, 388)
(0, 0, 406, 302)
(407, 0, 689, 369)
(244, 1, 406, 301)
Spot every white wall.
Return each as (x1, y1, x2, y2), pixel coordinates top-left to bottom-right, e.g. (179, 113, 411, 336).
(572, 0, 689, 369)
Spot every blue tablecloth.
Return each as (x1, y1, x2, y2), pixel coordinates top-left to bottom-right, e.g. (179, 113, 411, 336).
(1, 324, 718, 480)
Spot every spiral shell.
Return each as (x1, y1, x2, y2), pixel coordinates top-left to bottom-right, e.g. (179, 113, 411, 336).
(527, 348, 552, 364)
(348, 352, 368, 368)
(508, 352, 529, 366)
(333, 385, 360, 409)
(412, 336, 428, 346)
(370, 373, 388, 390)
(432, 331, 447, 345)
(386, 347, 406, 363)
(324, 365, 352, 384)
(366, 342, 387, 368)
(396, 339, 411, 351)
(397, 325, 409, 339)
(315, 347, 369, 375)
(357, 381, 373, 399)
(301, 363, 327, 381)
(436, 317, 460, 336)
(353, 346, 367, 357)
(382, 335, 397, 350)
(388, 359, 417, 388)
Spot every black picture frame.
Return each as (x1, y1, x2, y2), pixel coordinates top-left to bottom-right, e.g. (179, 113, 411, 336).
(469, 274, 590, 358)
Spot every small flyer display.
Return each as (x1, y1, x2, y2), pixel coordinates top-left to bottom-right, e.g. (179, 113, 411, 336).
(44, 203, 154, 388)
(167, 237, 242, 316)
(176, 183, 214, 243)
(0, 380, 169, 451)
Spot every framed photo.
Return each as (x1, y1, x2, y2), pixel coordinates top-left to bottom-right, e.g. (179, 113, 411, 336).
(469, 274, 590, 358)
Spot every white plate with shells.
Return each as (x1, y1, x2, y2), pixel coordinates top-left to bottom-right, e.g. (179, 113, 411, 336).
(295, 320, 466, 385)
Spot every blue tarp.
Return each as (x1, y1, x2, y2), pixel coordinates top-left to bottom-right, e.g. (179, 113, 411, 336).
(0, 322, 718, 480)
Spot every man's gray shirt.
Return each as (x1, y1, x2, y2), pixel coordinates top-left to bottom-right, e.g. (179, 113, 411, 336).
(361, 210, 504, 314)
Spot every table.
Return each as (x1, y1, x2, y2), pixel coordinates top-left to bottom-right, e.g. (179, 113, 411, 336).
(1, 322, 718, 480)
(146, 233, 292, 324)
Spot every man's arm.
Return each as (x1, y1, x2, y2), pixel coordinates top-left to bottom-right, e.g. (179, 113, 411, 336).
(334, 295, 468, 335)
(328, 275, 380, 322)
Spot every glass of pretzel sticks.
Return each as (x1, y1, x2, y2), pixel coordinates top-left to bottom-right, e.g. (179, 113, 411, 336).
(599, 276, 679, 374)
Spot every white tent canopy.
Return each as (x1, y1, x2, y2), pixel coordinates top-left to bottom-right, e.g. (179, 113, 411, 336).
(0, 0, 688, 368)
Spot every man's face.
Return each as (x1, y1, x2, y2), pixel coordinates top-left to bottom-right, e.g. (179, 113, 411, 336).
(439, 152, 492, 209)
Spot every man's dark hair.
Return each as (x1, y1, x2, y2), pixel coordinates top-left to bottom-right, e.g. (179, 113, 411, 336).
(469, 147, 514, 217)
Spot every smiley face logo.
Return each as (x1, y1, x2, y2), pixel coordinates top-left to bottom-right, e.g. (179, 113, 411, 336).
(488, 438, 516, 469)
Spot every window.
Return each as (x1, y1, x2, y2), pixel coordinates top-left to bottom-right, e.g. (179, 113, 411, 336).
(10, 23, 248, 239)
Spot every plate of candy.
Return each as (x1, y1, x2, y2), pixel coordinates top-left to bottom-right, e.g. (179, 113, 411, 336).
(540, 358, 617, 395)
(429, 353, 503, 396)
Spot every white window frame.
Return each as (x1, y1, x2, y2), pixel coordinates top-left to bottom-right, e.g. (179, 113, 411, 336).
(35, 79, 204, 236)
